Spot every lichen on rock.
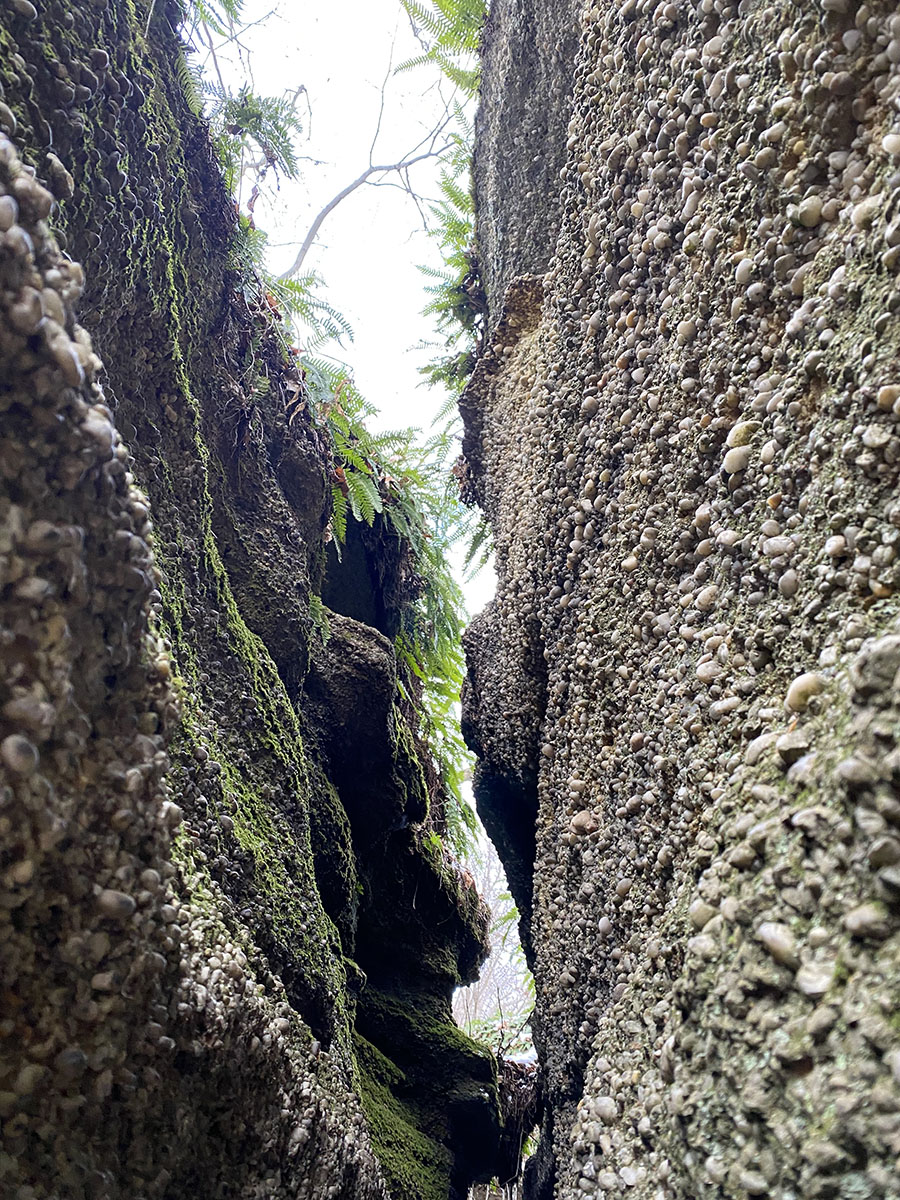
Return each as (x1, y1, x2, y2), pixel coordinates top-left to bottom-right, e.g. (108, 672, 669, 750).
(464, 0, 900, 1196)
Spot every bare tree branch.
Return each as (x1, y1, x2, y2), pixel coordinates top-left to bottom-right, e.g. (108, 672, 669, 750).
(368, 18, 399, 166)
(277, 143, 453, 281)
(200, 21, 227, 94)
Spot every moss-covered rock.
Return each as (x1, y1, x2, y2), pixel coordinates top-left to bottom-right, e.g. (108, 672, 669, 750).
(0, 2, 501, 1197)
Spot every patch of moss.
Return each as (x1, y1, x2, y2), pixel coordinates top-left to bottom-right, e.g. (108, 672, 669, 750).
(354, 1032, 451, 1200)
(356, 985, 501, 1189)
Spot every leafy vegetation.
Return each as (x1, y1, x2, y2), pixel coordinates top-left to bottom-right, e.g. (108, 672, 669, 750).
(399, 0, 487, 395)
(397, 0, 486, 93)
(207, 85, 304, 196)
(397, 0, 492, 576)
(299, 356, 478, 852)
(177, 0, 491, 852)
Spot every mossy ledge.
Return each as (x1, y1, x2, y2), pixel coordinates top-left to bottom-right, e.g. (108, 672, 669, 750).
(0, 2, 501, 1197)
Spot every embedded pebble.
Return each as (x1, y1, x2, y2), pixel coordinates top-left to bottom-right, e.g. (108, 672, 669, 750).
(756, 922, 799, 967)
(1, 734, 39, 775)
(795, 961, 835, 998)
(785, 673, 825, 712)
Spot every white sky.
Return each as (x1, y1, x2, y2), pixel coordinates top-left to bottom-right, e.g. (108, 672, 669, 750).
(206, 0, 495, 612)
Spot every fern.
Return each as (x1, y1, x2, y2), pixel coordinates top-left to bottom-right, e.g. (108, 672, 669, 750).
(185, 0, 484, 854)
(175, 52, 205, 118)
(330, 484, 348, 546)
(346, 470, 383, 526)
(272, 275, 354, 349)
(184, 0, 244, 39)
(205, 84, 304, 182)
(397, 0, 486, 90)
(309, 593, 332, 645)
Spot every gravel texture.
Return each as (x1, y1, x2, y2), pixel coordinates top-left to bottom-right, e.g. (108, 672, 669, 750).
(465, 1, 900, 1196)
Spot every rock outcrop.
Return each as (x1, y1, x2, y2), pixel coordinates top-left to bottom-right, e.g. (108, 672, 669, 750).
(0, 3, 501, 1198)
(465, 1, 900, 1197)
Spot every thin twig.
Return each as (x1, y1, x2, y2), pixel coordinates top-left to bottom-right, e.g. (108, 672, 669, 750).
(201, 21, 227, 95)
(277, 143, 453, 281)
(368, 18, 398, 166)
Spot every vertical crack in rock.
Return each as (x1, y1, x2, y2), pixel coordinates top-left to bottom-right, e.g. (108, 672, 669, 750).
(464, 1, 900, 1197)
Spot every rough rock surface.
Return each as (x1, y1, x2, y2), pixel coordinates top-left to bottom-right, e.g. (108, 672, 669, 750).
(465, 0, 900, 1197)
(0, 3, 501, 1198)
(474, 0, 584, 321)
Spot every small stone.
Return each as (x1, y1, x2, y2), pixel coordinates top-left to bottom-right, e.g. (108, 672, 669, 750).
(763, 535, 794, 557)
(745, 732, 776, 765)
(883, 133, 900, 158)
(687, 933, 719, 959)
(776, 729, 810, 766)
(1, 734, 39, 776)
(739, 1169, 769, 1195)
(697, 659, 725, 683)
(705, 1157, 727, 1185)
(570, 811, 599, 835)
(836, 756, 879, 788)
(726, 420, 761, 448)
(723, 445, 752, 474)
(849, 635, 900, 696)
(797, 195, 823, 228)
(689, 899, 717, 929)
(594, 1096, 617, 1123)
(96, 889, 137, 921)
(729, 842, 758, 869)
(779, 569, 799, 597)
(54, 1047, 88, 1079)
(802, 1139, 846, 1170)
(795, 960, 835, 997)
(807, 1005, 838, 1039)
(756, 921, 799, 966)
(869, 837, 900, 867)
(851, 196, 880, 229)
(696, 585, 718, 611)
(844, 902, 889, 939)
(785, 672, 825, 712)
(0, 195, 16, 232)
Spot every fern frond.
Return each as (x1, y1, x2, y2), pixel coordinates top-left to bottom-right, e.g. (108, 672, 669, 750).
(396, 0, 486, 98)
(345, 466, 383, 526)
(330, 484, 348, 543)
(176, 52, 205, 117)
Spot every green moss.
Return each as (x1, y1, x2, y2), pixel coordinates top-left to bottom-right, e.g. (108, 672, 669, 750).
(359, 985, 498, 1122)
(354, 986, 501, 1194)
(354, 1033, 451, 1200)
(307, 762, 359, 950)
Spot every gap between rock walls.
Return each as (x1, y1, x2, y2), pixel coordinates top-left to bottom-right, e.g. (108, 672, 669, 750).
(4, 0, 900, 1199)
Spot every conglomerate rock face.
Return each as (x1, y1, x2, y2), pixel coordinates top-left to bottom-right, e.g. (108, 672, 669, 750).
(465, 0, 900, 1197)
(474, 0, 585, 317)
(0, 3, 501, 1198)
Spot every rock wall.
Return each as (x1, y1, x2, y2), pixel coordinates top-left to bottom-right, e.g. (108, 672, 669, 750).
(0, 3, 502, 1198)
(474, 0, 584, 321)
(465, 0, 900, 1197)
